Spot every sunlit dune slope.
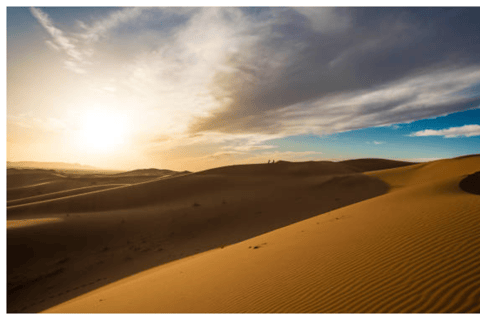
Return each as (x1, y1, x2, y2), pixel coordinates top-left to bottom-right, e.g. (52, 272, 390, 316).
(45, 155, 480, 313)
(7, 160, 400, 313)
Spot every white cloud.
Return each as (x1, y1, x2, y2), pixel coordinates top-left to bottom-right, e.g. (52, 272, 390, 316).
(407, 158, 442, 162)
(80, 7, 147, 42)
(64, 60, 86, 74)
(30, 7, 87, 74)
(9, 114, 68, 133)
(373, 141, 385, 145)
(273, 67, 480, 136)
(409, 124, 480, 138)
(45, 40, 60, 51)
(225, 145, 277, 152)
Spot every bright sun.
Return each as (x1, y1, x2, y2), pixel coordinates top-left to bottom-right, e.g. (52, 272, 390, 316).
(76, 109, 129, 153)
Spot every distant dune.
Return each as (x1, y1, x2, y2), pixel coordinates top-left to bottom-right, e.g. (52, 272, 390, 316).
(111, 168, 190, 177)
(7, 156, 480, 313)
(7, 161, 98, 171)
(7, 167, 188, 205)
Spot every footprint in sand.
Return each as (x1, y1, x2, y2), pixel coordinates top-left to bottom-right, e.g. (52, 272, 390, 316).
(250, 243, 267, 249)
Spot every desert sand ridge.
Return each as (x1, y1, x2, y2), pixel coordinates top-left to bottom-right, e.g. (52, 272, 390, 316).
(42, 155, 480, 313)
(7, 172, 192, 218)
(7, 184, 128, 207)
(111, 168, 190, 177)
(7, 168, 60, 189)
(338, 158, 416, 172)
(7, 160, 401, 313)
(7, 167, 186, 203)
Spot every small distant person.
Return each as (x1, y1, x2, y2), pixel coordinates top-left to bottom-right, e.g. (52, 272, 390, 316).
(272, 160, 275, 164)
(268, 160, 270, 164)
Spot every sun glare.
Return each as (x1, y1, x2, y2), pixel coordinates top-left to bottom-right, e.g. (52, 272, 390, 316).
(76, 109, 130, 153)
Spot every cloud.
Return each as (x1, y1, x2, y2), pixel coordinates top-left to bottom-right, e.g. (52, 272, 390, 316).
(224, 145, 277, 152)
(373, 141, 385, 145)
(79, 7, 147, 42)
(409, 124, 480, 138)
(9, 114, 68, 133)
(407, 157, 442, 162)
(206, 151, 244, 160)
(185, 8, 480, 137)
(30, 7, 156, 74)
(27, 7, 480, 147)
(293, 7, 350, 33)
(30, 7, 87, 73)
(192, 63, 480, 136)
(64, 60, 87, 74)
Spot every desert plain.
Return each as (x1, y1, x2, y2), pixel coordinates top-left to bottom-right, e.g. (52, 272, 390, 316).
(6, 155, 480, 313)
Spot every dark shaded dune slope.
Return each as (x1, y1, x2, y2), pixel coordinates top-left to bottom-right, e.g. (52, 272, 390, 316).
(7, 173, 233, 218)
(7, 168, 180, 202)
(7, 184, 125, 207)
(112, 168, 190, 177)
(7, 168, 63, 189)
(460, 171, 480, 195)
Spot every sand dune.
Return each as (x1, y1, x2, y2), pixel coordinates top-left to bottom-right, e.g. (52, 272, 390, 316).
(7, 160, 401, 313)
(339, 158, 416, 172)
(7, 167, 183, 203)
(7, 168, 62, 189)
(111, 168, 190, 177)
(40, 155, 480, 313)
(7, 184, 126, 207)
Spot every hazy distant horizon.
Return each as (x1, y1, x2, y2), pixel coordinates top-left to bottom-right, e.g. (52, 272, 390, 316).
(7, 7, 480, 171)
(6, 154, 463, 173)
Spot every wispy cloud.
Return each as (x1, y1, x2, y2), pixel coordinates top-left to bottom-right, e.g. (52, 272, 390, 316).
(9, 114, 68, 133)
(409, 124, 480, 138)
(30, 7, 87, 73)
(79, 7, 147, 42)
(224, 145, 277, 152)
(293, 7, 350, 33)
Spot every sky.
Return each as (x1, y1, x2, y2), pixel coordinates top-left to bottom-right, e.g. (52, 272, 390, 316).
(6, 6, 480, 172)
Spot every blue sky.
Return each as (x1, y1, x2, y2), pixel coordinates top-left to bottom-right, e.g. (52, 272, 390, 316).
(6, 6, 480, 171)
